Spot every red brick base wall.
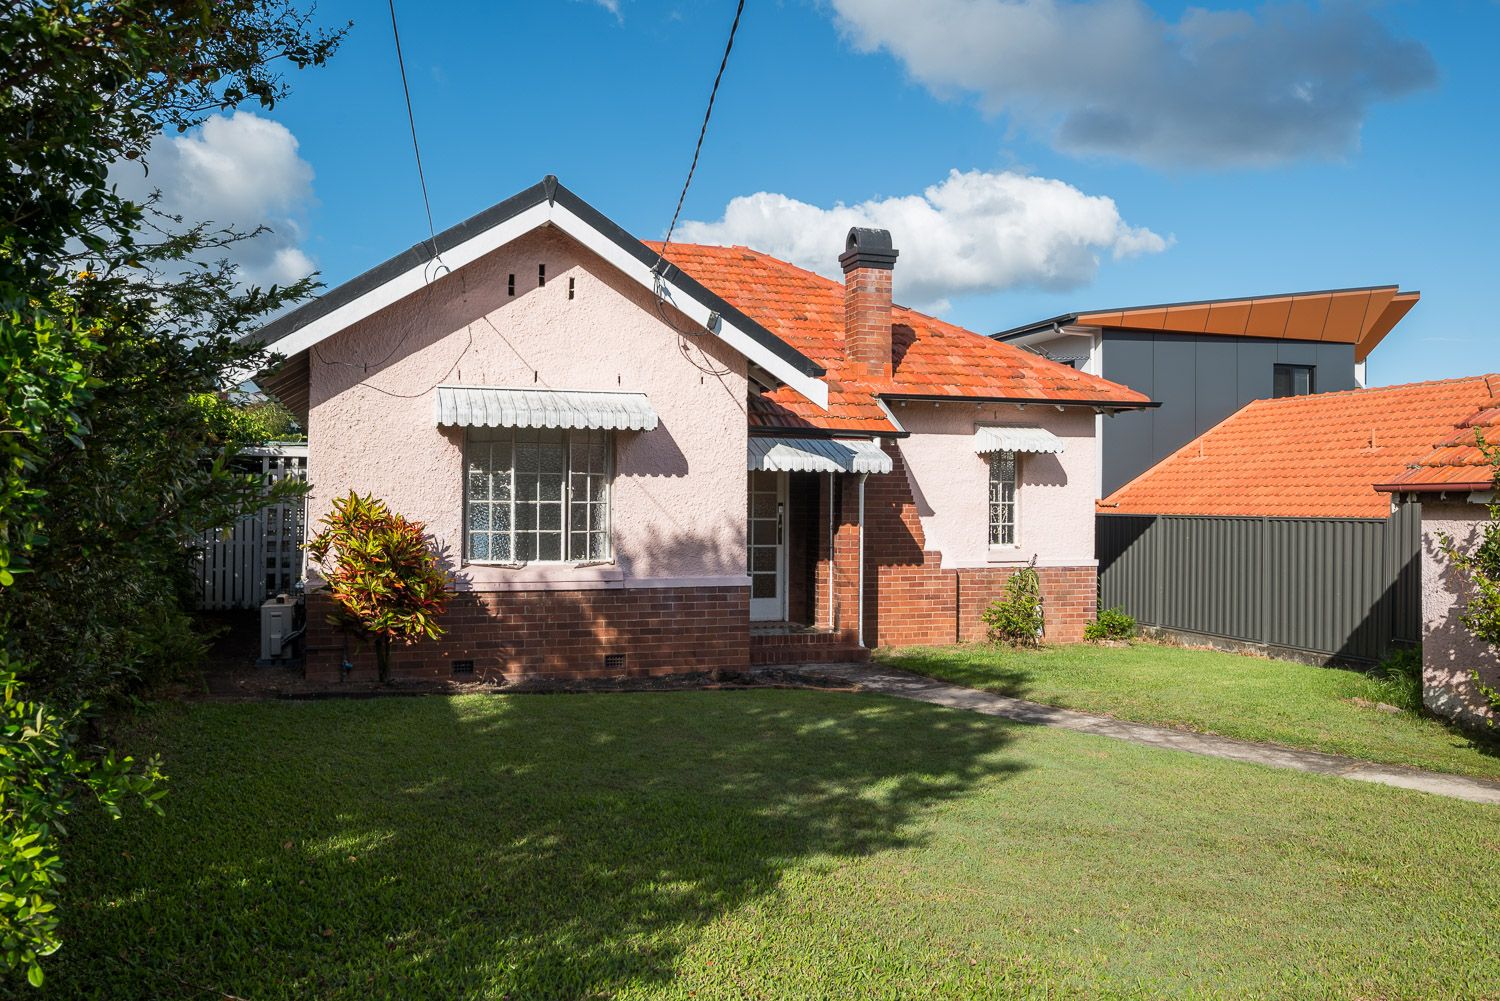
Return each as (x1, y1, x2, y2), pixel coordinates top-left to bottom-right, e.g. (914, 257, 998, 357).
(869, 560, 1097, 647)
(305, 586, 750, 683)
(857, 443, 1097, 647)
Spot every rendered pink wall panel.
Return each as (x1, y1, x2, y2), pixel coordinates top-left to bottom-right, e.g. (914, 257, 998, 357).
(890, 403, 1100, 568)
(1420, 499, 1498, 725)
(306, 227, 749, 589)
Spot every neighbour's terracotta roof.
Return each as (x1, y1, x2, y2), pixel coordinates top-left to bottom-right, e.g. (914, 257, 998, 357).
(650, 242, 1152, 434)
(1377, 399, 1500, 493)
(1100, 375, 1500, 519)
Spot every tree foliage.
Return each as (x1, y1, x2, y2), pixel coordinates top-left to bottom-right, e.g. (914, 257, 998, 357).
(0, 0, 344, 983)
(0, 656, 164, 987)
(306, 493, 454, 683)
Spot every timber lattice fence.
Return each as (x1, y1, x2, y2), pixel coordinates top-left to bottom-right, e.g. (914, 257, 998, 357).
(193, 443, 308, 610)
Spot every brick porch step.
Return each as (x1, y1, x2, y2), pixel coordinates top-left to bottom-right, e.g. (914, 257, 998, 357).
(749, 624, 870, 666)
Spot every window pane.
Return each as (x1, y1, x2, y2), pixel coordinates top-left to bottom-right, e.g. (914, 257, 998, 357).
(493, 505, 511, 532)
(516, 502, 537, 532)
(469, 532, 490, 561)
(517, 534, 536, 562)
(752, 572, 776, 598)
(989, 450, 1017, 546)
(470, 503, 491, 532)
(539, 503, 562, 531)
(491, 532, 512, 562)
(538, 532, 562, 561)
(539, 473, 563, 502)
(467, 465, 489, 501)
(589, 530, 608, 561)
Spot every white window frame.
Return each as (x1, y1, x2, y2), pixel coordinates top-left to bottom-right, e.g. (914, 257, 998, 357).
(987, 449, 1020, 551)
(463, 428, 614, 566)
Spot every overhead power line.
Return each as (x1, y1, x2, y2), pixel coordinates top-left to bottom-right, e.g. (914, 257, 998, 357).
(654, 0, 747, 274)
(388, 0, 439, 264)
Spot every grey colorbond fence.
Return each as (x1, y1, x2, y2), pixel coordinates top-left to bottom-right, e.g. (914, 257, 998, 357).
(1097, 500, 1421, 663)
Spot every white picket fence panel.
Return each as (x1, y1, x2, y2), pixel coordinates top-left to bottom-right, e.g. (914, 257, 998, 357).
(194, 444, 309, 610)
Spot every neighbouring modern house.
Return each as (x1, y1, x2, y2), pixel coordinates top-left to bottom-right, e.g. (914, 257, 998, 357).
(249, 176, 1152, 682)
(1095, 376, 1500, 665)
(1376, 399, 1500, 724)
(994, 287, 1421, 493)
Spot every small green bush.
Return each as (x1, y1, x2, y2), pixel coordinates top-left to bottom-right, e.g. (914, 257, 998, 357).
(1085, 607, 1137, 642)
(1370, 646, 1423, 714)
(982, 563, 1044, 647)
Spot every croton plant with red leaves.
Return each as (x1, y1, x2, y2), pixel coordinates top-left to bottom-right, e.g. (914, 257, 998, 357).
(306, 492, 453, 682)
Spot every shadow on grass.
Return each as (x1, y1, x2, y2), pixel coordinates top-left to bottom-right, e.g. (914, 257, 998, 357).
(875, 645, 1036, 700)
(55, 690, 1021, 999)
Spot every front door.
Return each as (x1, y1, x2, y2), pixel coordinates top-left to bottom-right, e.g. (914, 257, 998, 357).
(748, 470, 787, 621)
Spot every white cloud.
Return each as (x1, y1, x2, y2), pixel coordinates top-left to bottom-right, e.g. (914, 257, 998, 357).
(113, 111, 316, 287)
(676, 169, 1169, 311)
(827, 0, 1436, 168)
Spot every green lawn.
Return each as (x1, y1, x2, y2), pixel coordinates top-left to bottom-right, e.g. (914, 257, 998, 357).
(50, 692, 1500, 1000)
(876, 642, 1500, 781)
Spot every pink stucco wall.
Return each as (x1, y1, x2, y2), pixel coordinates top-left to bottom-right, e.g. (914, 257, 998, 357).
(306, 226, 749, 590)
(889, 402, 1100, 568)
(1421, 499, 1499, 725)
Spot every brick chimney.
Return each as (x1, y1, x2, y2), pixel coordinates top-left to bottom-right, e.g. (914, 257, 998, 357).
(840, 227, 899, 379)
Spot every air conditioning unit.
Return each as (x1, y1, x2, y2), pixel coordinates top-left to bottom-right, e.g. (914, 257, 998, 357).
(260, 595, 297, 662)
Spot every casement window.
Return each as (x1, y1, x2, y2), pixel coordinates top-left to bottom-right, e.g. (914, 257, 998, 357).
(987, 450, 1018, 547)
(1273, 364, 1315, 398)
(465, 428, 611, 563)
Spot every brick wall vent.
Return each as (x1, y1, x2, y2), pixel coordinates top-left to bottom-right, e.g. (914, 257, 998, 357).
(451, 659, 475, 676)
(603, 653, 626, 671)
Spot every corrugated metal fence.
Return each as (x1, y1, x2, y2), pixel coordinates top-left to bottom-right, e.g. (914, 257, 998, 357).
(194, 444, 308, 610)
(1097, 500, 1421, 663)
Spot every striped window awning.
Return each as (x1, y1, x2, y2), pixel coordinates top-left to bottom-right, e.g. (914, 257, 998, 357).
(748, 437, 893, 474)
(435, 386, 658, 431)
(974, 426, 1065, 455)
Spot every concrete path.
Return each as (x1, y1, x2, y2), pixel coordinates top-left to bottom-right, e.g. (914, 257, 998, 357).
(789, 663, 1500, 806)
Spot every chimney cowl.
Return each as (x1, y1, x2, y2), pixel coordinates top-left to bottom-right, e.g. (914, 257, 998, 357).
(840, 227, 899, 272)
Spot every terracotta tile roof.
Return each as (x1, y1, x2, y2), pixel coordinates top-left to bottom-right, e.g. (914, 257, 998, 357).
(649, 242, 1151, 434)
(1377, 402, 1500, 493)
(1100, 375, 1500, 519)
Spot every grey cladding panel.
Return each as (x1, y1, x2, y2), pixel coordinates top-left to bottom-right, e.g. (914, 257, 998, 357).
(1315, 343, 1358, 391)
(1235, 339, 1278, 407)
(1276, 340, 1318, 366)
(1193, 338, 1239, 436)
(1100, 333, 1157, 495)
(1150, 335, 1198, 468)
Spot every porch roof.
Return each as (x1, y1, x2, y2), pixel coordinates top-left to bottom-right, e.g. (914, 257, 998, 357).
(748, 437, 893, 475)
(435, 386, 658, 432)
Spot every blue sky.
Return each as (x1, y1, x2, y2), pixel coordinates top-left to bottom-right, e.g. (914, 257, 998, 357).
(200, 0, 1497, 387)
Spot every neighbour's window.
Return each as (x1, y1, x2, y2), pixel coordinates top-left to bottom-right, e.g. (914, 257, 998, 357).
(465, 428, 611, 563)
(988, 451, 1017, 546)
(1273, 364, 1315, 398)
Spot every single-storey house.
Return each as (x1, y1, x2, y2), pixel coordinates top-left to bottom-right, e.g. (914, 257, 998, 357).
(250, 176, 1152, 681)
(1095, 375, 1500, 664)
(1376, 398, 1500, 724)
(994, 286, 1420, 493)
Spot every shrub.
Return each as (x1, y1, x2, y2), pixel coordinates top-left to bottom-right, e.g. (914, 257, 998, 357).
(1085, 607, 1137, 642)
(0, 657, 164, 987)
(305, 493, 454, 682)
(982, 562, 1044, 647)
(1370, 646, 1423, 714)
